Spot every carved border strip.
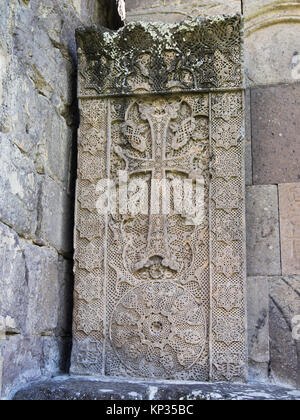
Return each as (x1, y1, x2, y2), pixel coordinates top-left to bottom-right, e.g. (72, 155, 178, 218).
(71, 99, 108, 375)
(209, 91, 247, 381)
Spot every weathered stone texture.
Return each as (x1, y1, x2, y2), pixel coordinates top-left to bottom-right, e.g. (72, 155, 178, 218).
(251, 84, 300, 185)
(0, 136, 38, 238)
(247, 277, 270, 379)
(269, 276, 300, 389)
(0, 0, 106, 400)
(74, 16, 247, 383)
(244, 1, 300, 86)
(36, 176, 74, 256)
(245, 89, 252, 186)
(279, 183, 300, 275)
(24, 244, 60, 336)
(12, 376, 300, 400)
(0, 335, 71, 399)
(0, 222, 28, 335)
(126, 0, 241, 23)
(0, 221, 73, 398)
(246, 186, 281, 277)
(246, 275, 300, 389)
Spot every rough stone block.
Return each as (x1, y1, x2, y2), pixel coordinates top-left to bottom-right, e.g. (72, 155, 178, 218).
(244, 0, 300, 86)
(0, 222, 28, 335)
(13, 8, 73, 105)
(269, 276, 300, 389)
(251, 84, 300, 185)
(24, 243, 59, 336)
(279, 183, 300, 275)
(5, 73, 73, 187)
(0, 136, 38, 238)
(45, 114, 73, 186)
(246, 185, 281, 276)
(37, 176, 73, 255)
(247, 277, 270, 364)
(56, 256, 73, 336)
(126, 0, 241, 23)
(0, 46, 8, 107)
(0, 335, 72, 399)
(42, 336, 72, 374)
(0, 335, 44, 400)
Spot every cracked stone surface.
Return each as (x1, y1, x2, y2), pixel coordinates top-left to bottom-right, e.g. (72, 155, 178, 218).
(269, 276, 300, 389)
(246, 185, 281, 277)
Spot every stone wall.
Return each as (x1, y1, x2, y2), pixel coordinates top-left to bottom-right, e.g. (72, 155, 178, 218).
(125, 0, 300, 390)
(244, 0, 300, 389)
(0, 0, 115, 400)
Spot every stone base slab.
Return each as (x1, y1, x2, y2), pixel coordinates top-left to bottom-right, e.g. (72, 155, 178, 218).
(12, 376, 300, 401)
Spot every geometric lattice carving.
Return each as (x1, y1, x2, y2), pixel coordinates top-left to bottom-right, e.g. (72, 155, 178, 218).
(110, 281, 206, 378)
(72, 15, 247, 383)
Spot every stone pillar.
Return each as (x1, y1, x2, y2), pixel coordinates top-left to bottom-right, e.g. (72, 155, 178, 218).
(72, 15, 247, 382)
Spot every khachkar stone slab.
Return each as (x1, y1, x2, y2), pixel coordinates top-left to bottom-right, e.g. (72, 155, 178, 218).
(72, 15, 247, 383)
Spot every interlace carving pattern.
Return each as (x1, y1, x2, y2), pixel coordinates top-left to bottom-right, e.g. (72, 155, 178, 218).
(105, 95, 210, 380)
(72, 15, 246, 382)
(76, 16, 243, 96)
(210, 91, 247, 381)
(71, 100, 107, 374)
(110, 281, 206, 378)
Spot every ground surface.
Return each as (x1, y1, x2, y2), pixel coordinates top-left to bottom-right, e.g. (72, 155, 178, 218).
(12, 375, 300, 400)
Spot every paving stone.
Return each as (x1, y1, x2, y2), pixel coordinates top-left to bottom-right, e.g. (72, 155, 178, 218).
(246, 185, 281, 276)
(279, 183, 300, 275)
(251, 83, 300, 185)
(12, 375, 300, 400)
(269, 276, 300, 389)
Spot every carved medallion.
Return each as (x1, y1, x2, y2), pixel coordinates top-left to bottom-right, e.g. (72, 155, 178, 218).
(110, 281, 206, 378)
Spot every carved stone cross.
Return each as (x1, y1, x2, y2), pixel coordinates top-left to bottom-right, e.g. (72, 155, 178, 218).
(72, 16, 247, 383)
(115, 100, 205, 275)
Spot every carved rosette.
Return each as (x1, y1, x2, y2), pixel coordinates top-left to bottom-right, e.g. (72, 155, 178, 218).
(72, 15, 247, 382)
(110, 281, 206, 378)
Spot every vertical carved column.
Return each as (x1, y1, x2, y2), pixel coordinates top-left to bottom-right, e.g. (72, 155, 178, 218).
(72, 99, 107, 374)
(210, 92, 247, 381)
(72, 15, 247, 382)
